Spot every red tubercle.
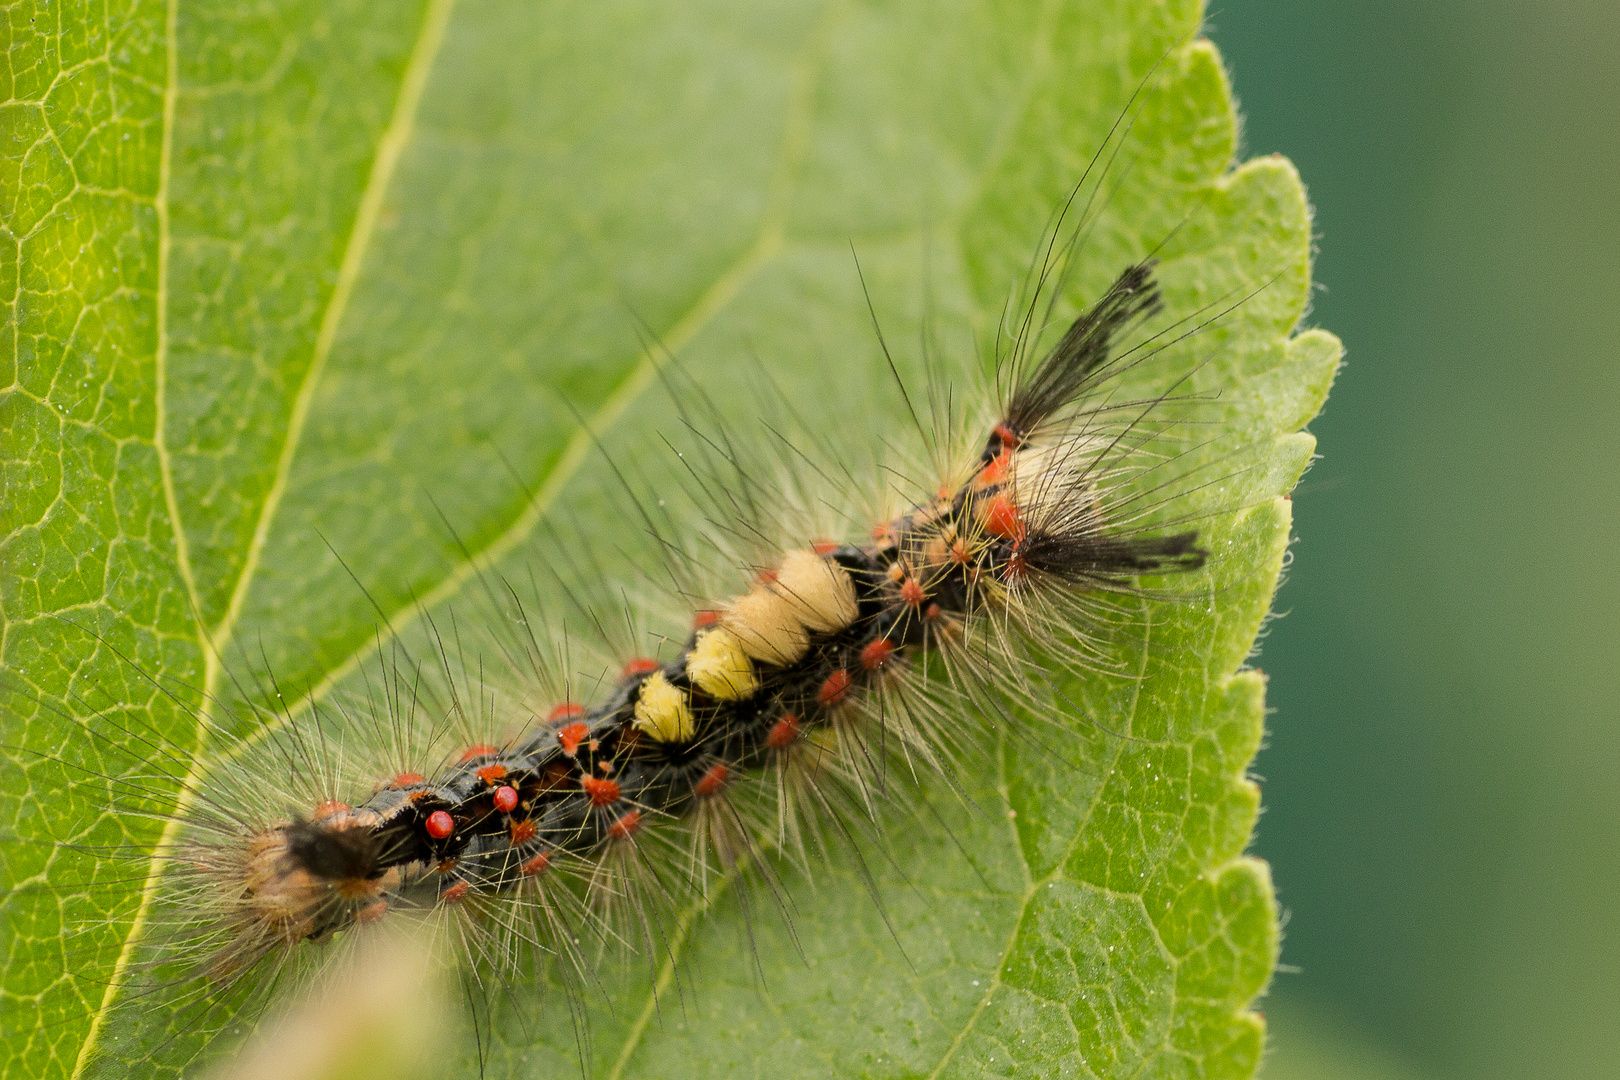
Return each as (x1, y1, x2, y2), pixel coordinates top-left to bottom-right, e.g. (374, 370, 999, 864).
(983, 493, 1025, 541)
(556, 721, 589, 756)
(899, 577, 927, 606)
(1003, 551, 1028, 582)
(436, 857, 459, 874)
(766, 714, 801, 750)
(509, 818, 538, 845)
(492, 785, 519, 813)
(581, 775, 621, 807)
(993, 422, 1021, 450)
(425, 810, 455, 840)
(356, 900, 389, 925)
(694, 763, 730, 798)
(860, 638, 896, 671)
(872, 522, 897, 546)
(311, 799, 349, 820)
(692, 608, 721, 629)
(520, 850, 552, 877)
(924, 602, 942, 621)
(811, 538, 840, 555)
(458, 743, 498, 763)
(546, 702, 585, 721)
(621, 657, 659, 679)
(476, 764, 508, 784)
(607, 810, 643, 840)
(441, 881, 471, 904)
(818, 669, 852, 708)
(390, 771, 425, 789)
(756, 566, 779, 585)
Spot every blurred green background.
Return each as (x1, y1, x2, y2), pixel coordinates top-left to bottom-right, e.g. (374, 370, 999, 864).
(1209, 2, 1620, 1079)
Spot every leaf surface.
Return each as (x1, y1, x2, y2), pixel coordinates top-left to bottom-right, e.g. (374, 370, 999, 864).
(0, 1, 1338, 1077)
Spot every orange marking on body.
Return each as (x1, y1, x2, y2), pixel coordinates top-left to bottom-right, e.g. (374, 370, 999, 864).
(390, 771, 425, 788)
(557, 721, 589, 756)
(547, 702, 584, 721)
(811, 538, 839, 555)
(899, 577, 927, 606)
(983, 493, 1025, 541)
(692, 609, 721, 628)
(476, 763, 508, 784)
(924, 602, 942, 621)
(976, 447, 1013, 488)
(520, 851, 552, 877)
(860, 638, 896, 670)
(311, 799, 348, 820)
(441, 881, 471, 904)
(694, 763, 730, 798)
(436, 857, 459, 874)
(608, 809, 643, 839)
(509, 819, 539, 846)
(767, 714, 801, 750)
(621, 657, 659, 679)
(357, 900, 389, 924)
(581, 775, 621, 807)
(818, 669, 852, 708)
(872, 522, 897, 546)
(993, 422, 1021, 450)
(458, 743, 497, 763)
(597, 758, 616, 775)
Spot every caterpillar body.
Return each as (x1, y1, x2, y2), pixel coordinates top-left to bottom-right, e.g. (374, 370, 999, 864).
(183, 262, 1204, 988)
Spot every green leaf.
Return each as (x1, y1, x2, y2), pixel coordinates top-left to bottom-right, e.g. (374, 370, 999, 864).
(0, 1, 1338, 1078)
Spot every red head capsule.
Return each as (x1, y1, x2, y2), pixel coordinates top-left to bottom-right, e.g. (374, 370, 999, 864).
(425, 810, 455, 839)
(492, 785, 519, 813)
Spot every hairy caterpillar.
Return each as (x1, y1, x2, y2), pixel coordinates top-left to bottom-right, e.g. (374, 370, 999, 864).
(0, 15, 1334, 1077)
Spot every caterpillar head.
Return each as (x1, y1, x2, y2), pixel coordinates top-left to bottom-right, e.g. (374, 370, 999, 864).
(200, 808, 393, 977)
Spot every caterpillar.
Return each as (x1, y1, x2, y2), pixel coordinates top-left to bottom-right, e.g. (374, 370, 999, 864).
(184, 259, 1197, 981)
